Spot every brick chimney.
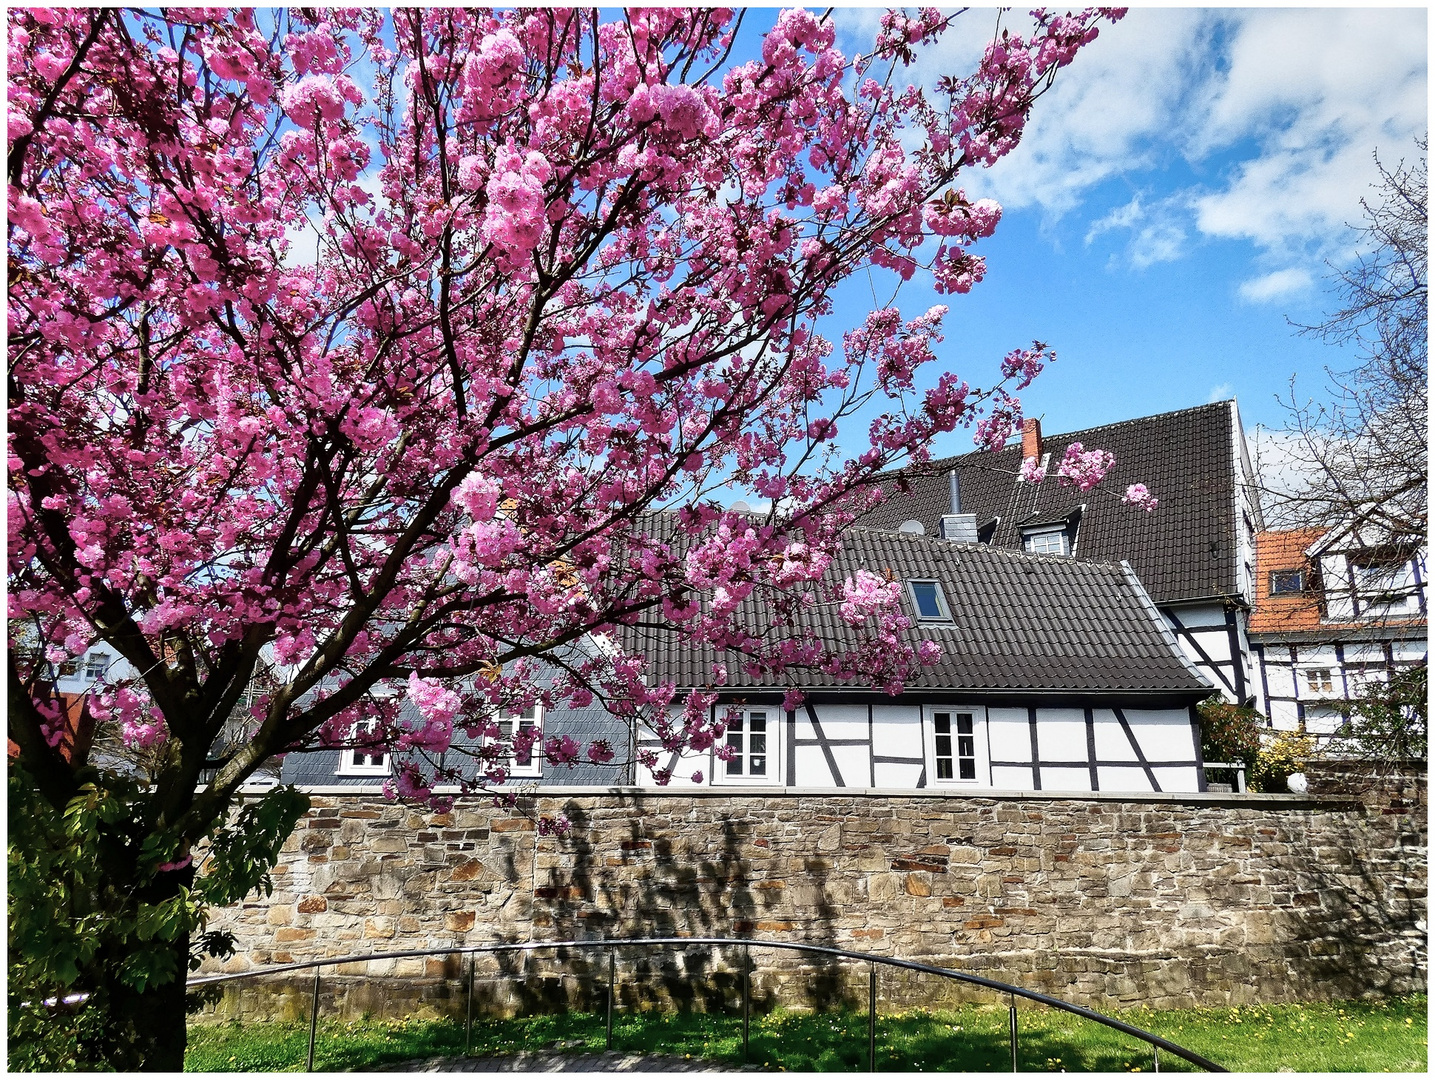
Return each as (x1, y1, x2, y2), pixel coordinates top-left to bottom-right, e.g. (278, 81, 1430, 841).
(1021, 417, 1042, 460)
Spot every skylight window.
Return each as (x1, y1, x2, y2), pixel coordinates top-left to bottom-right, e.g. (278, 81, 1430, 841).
(1270, 569, 1305, 595)
(907, 579, 952, 622)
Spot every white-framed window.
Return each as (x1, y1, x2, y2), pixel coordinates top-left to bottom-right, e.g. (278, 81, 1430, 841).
(924, 705, 988, 786)
(494, 704, 543, 777)
(1022, 526, 1069, 556)
(339, 717, 390, 776)
(1353, 558, 1417, 617)
(907, 579, 953, 623)
(718, 707, 774, 784)
(84, 653, 111, 681)
(1305, 669, 1334, 694)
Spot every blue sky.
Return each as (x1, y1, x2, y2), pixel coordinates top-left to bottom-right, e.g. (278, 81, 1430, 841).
(808, 5, 1427, 455)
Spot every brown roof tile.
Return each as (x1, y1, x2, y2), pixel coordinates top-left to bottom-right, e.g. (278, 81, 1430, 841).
(859, 401, 1241, 604)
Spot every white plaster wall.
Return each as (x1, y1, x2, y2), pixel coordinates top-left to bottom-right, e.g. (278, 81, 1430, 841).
(798, 703, 868, 741)
(1041, 766, 1092, 792)
(871, 704, 923, 759)
(987, 707, 1031, 764)
(1123, 708, 1199, 763)
(874, 760, 925, 787)
(1033, 708, 1086, 761)
(1092, 710, 1139, 761)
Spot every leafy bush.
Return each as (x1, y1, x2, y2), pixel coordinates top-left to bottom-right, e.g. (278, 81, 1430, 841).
(1196, 697, 1264, 765)
(1252, 732, 1317, 793)
(1329, 665, 1428, 763)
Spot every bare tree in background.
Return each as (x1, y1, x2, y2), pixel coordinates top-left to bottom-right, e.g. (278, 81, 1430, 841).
(1264, 137, 1427, 547)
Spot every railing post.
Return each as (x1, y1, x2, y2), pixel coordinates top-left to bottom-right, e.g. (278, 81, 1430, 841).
(1153, 1044, 1160, 1072)
(1008, 992, 1018, 1073)
(465, 951, 476, 1057)
(306, 964, 321, 1071)
(868, 961, 877, 1072)
(741, 943, 751, 1064)
(606, 947, 616, 1051)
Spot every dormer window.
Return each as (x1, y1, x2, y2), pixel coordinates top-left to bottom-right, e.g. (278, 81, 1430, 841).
(1018, 508, 1081, 557)
(84, 653, 111, 681)
(1270, 569, 1306, 595)
(1022, 526, 1069, 556)
(1351, 553, 1418, 618)
(907, 579, 953, 623)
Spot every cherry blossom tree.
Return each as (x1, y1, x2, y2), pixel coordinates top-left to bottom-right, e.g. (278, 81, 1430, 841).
(7, 7, 1120, 1067)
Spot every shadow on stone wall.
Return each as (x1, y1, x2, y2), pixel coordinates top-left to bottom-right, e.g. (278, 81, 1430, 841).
(1279, 766, 1428, 999)
(510, 795, 856, 1017)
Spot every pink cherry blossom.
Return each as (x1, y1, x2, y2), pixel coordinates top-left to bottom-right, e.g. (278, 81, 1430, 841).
(7, 7, 1121, 829)
(1056, 442, 1116, 492)
(1123, 484, 1159, 512)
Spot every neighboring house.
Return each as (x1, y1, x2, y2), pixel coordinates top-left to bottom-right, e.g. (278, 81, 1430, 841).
(280, 524, 1214, 795)
(859, 400, 1263, 706)
(1249, 524, 1428, 738)
(630, 527, 1214, 793)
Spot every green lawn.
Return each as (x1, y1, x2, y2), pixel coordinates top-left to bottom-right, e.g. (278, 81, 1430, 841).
(185, 994, 1427, 1072)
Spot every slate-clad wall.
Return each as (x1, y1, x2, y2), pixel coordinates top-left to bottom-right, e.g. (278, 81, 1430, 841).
(201, 768, 1425, 1022)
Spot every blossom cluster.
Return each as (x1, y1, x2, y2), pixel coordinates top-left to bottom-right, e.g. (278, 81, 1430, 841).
(6, 7, 1120, 820)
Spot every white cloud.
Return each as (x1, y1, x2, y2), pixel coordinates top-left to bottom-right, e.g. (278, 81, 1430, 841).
(1247, 426, 1328, 524)
(834, 7, 1426, 276)
(1207, 383, 1234, 404)
(1084, 192, 1190, 267)
(1238, 268, 1314, 304)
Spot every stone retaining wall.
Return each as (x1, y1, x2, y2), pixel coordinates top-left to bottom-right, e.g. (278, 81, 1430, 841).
(200, 768, 1426, 1020)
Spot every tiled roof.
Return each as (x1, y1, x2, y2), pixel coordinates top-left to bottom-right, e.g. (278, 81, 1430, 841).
(1248, 527, 1329, 634)
(621, 525, 1211, 696)
(858, 401, 1241, 604)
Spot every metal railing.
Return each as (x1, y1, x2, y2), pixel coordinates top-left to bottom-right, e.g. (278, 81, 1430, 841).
(189, 937, 1226, 1072)
(1203, 762, 1248, 793)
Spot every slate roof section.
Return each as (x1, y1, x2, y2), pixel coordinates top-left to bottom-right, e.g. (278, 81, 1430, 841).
(858, 401, 1241, 605)
(621, 526, 1213, 696)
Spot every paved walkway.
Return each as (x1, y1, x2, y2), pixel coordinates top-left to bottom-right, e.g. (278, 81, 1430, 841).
(394, 1050, 747, 1072)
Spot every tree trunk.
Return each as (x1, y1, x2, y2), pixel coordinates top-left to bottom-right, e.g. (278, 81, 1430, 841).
(105, 931, 192, 1071)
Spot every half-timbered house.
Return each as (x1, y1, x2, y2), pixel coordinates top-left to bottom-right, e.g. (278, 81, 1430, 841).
(1249, 524, 1427, 738)
(859, 400, 1263, 706)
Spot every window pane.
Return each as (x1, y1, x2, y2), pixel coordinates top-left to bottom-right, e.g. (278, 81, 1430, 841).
(935, 734, 952, 757)
(1270, 570, 1304, 595)
(956, 714, 973, 734)
(959, 759, 976, 780)
(727, 751, 743, 776)
(750, 712, 766, 731)
(958, 735, 974, 757)
(1028, 530, 1065, 555)
(934, 713, 950, 733)
(936, 759, 953, 779)
(751, 733, 766, 755)
(912, 582, 942, 618)
(750, 755, 766, 776)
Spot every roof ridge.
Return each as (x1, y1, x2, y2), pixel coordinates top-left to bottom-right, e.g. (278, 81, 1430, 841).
(896, 400, 1233, 474)
(842, 523, 1129, 572)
